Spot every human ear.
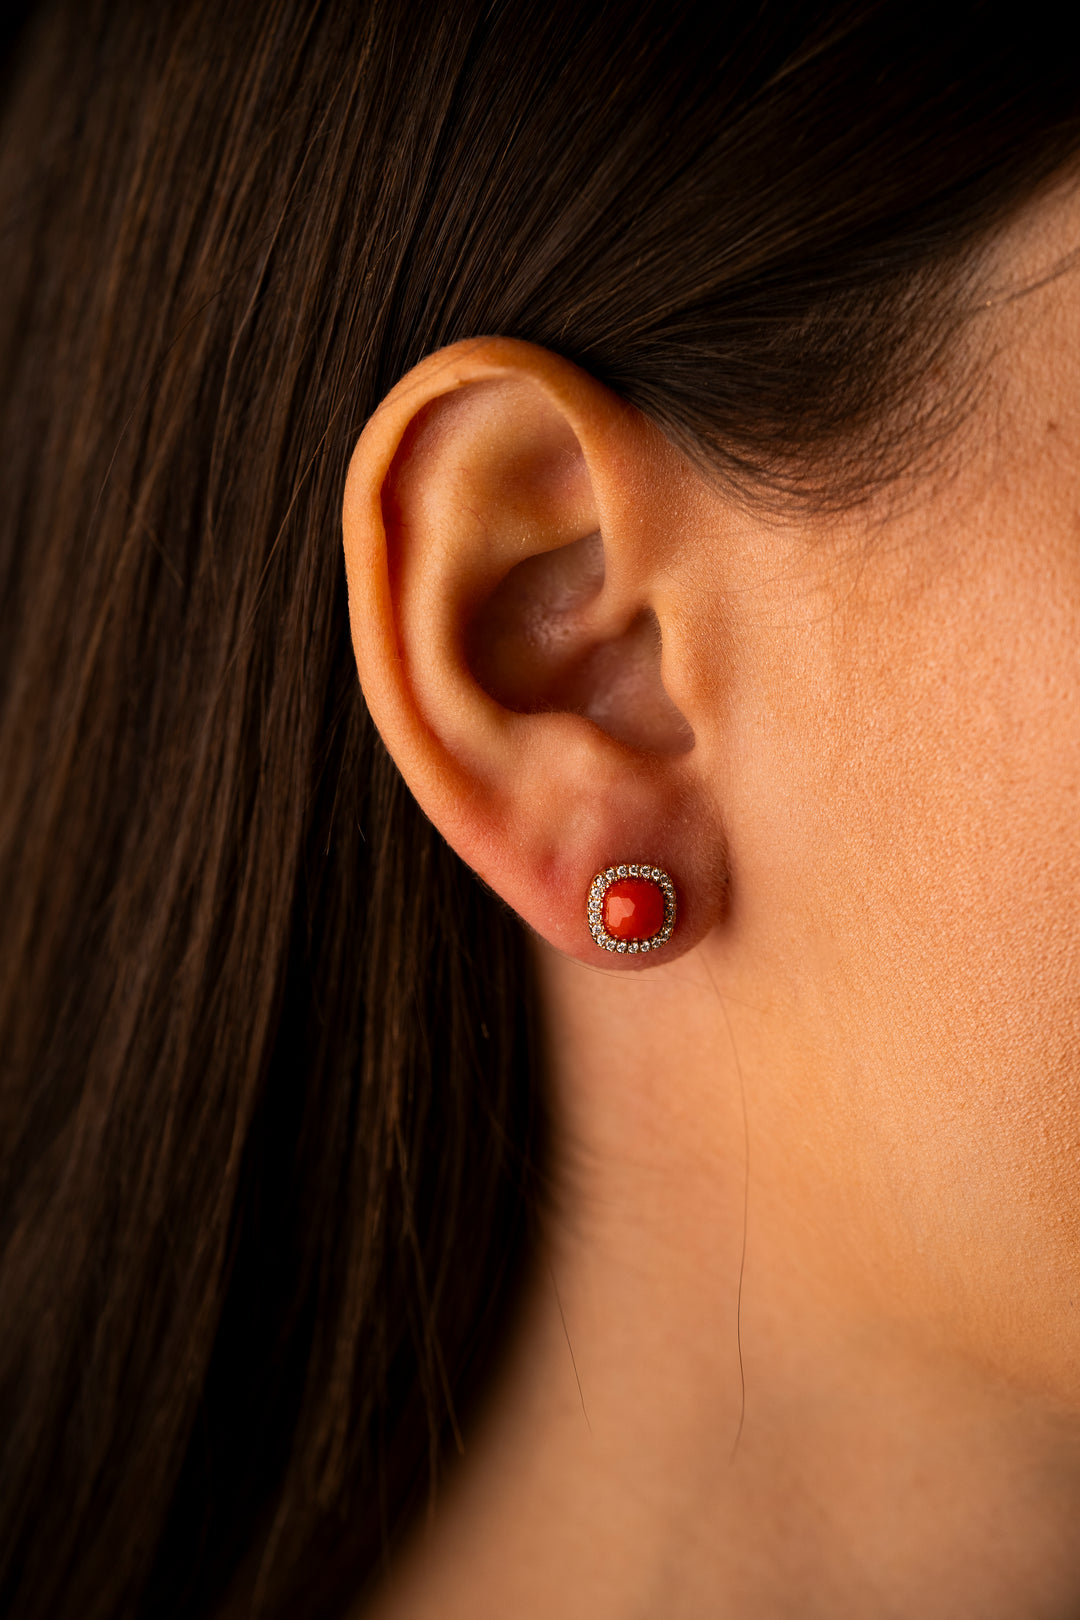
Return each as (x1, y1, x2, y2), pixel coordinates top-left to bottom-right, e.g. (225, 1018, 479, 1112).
(341, 338, 727, 964)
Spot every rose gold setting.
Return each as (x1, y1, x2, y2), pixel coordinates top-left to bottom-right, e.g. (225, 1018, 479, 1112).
(587, 863, 677, 954)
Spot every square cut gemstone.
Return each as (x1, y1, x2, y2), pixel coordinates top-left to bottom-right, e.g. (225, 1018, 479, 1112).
(602, 875, 666, 942)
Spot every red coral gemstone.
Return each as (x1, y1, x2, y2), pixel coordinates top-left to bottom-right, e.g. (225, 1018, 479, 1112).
(603, 876, 666, 941)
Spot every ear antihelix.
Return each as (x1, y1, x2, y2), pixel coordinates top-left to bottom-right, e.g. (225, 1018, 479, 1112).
(587, 863, 677, 955)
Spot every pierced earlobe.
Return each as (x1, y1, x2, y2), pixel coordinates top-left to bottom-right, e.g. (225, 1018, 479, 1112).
(587, 864, 677, 955)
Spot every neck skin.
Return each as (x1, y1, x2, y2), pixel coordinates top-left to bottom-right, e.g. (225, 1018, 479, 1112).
(366, 935, 1080, 1620)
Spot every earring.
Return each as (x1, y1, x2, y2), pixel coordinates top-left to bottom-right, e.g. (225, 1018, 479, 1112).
(587, 863, 676, 954)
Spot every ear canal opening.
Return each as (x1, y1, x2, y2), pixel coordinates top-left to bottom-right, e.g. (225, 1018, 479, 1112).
(466, 531, 695, 757)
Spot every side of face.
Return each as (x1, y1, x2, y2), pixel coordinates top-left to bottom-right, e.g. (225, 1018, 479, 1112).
(342, 186, 1080, 1409)
(688, 222, 1080, 1399)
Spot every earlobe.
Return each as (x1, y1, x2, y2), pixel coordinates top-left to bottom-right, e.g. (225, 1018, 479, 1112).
(341, 338, 726, 964)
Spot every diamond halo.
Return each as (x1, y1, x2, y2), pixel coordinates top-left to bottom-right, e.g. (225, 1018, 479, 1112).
(587, 863, 677, 954)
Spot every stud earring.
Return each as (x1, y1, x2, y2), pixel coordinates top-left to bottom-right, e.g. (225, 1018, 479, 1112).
(587, 863, 677, 954)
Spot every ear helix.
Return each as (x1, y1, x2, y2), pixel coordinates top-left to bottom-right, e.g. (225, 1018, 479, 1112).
(587, 863, 677, 955)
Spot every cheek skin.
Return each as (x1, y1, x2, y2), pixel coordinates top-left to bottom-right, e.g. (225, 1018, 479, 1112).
(823, 513, 1080, 1385)
(697, 273, 1080, 1402)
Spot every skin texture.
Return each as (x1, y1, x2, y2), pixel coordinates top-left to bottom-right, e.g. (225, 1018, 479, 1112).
(342, 183, 1080, 1617)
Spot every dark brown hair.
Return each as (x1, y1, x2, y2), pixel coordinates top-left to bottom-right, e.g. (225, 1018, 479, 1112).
(2, 3, 1078, 1616)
